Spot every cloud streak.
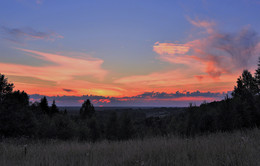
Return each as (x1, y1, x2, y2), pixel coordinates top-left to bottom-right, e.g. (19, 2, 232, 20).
(1, 26, 63, 43)
(0, 48, 110, 96)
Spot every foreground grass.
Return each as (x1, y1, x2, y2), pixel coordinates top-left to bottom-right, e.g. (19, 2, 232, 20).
(1, 129, 260, 166)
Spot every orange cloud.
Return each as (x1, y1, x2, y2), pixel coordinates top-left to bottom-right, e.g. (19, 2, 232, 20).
(0, 48, 117, 96)
(153, 42, 195, 65)
(99, 99, 111, 103)
(153, 42, 190, 55)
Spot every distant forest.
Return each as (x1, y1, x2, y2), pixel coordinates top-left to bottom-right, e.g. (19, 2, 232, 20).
(1, 58, 260, 142)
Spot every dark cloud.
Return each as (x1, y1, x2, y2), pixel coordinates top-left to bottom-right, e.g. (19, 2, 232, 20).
(63, 89, 76, 93)
(211, 28, 259, 69)
(192, 28, 260, 78)
(1, 26, 63, 44)
(29, 91, 230, 107)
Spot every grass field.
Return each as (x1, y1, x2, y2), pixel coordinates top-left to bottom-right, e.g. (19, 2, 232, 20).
(1, 128, 260, 166)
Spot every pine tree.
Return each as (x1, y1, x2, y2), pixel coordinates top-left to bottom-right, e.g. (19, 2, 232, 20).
(232, 76, 244, 98)
(80, 99, 95, 119)
(51, 100, 59, 115)
(40, 96, 50, 115)
(255, 57, 260, 93)
(0, 74, 14, 104)
(232, 70, 258, 98)
(242, 70, 258, 95)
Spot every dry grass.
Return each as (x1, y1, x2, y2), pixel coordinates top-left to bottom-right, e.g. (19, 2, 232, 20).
(1, 129, 260, 166)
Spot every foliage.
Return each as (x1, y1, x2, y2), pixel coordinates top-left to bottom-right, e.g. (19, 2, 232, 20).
(51, 100, 59, 115)
(80, 99, 95, 119)
(0, 74, 14, 103)
(39, 96, 50, 115)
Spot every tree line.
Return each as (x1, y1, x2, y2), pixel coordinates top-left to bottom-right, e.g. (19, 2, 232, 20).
(0, 77, 133, 141)
(1, 58, 260, 141)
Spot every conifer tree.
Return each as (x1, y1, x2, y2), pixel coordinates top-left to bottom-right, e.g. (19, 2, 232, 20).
(0, 74, 14, 104)
(255, 57, 260, 93)
(232, 70, 258, 98)
(51, 100, 59, 115)
(80, 99, 95, 119)
(40, 96, 50, 115)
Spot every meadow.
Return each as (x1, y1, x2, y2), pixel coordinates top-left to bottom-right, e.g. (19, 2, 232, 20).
(1, 128, 260, 166)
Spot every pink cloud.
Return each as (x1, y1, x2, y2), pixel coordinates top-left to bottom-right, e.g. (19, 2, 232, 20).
(153, 19, 260, 79)
(187, 18, 215, 34)
(0, 48, 115, 96)
(153, 42, 190, 55)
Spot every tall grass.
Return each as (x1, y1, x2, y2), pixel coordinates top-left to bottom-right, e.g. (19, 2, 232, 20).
(1, 128, 260, 166)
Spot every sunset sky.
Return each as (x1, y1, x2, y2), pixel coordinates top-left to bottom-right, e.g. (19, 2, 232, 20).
(1, 0, 260, 106)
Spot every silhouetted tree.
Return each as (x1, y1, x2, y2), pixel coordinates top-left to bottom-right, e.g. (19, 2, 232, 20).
(80, 99, 95, 119)
(51, 100, 59, 115)
(255, 57, 260, 93)
(0, 90, 37, 137)
(0, 74, 14, 104)
(233, 70, 258, 98)
(39, 96, 50, 115)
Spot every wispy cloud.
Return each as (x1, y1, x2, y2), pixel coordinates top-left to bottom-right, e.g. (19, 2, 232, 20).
(187, 17, 215, 34)
(1, 26, 63, 44)
(0, 48, 111, 96)
(153, 19, 260, 79)
(114, 68, 236, 94)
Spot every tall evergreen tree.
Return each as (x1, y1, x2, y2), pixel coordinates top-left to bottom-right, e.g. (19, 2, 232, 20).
(40, 96, 50, 115)
(232, 70, 258, 98)
(255, 57, 260, 93)
(0, 74, 14, 104)
(51, 100, 59, 115)
(80, 99, 95, 119)
(242, 70, 258, 95)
